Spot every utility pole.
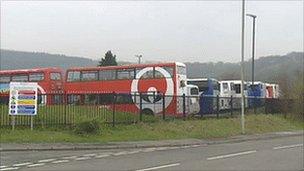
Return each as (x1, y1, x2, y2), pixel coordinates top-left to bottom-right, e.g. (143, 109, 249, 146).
(135, 55, 142, 64)
(241, 0, 246, 134)
(246, 14, 257, 85)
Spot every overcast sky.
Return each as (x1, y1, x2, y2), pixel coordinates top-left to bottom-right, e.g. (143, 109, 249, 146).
(1, 1, 303, 63)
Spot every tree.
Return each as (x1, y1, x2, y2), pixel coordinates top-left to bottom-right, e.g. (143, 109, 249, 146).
(98, 50, 118, 66)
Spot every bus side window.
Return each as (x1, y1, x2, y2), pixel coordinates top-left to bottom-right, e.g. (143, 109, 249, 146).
(117, 69, 135, 80)
(29, 73, 44, 81)
(67, 71, 80, 82)
(11, 75, 28, 82)
(163, 67, 173, 77)
(190, 87, 199, 95)
(0, 76, 10, 82)
(136, 68, 153, 79)
(81, 71, 98, 81)
(99, 70, 116, 80)
(50, 73, 61, 80)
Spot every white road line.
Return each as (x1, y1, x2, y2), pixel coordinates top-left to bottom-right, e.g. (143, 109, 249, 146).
(51, 160, 69, 164)
(113, 151, 129, 156)
(13, 162, 32, 167)
(273, 144, 303, 150)
(38, 158, 56, 163)
(83, 154, 97, 157)
(95, 154, 110, 158)
(75, 157, 91, 161)
(135, 163, 181, 171)
(0, 166, 7, 169)
(62, 156, 78, 159)
(207, 150, 257, 160)
(155, 147, 168, 151)
(0, 167, 19, 171)
(27, 163, 45, 167)
(126, 151, 140, 154)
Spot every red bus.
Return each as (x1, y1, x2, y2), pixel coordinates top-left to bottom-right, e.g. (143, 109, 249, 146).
(65, 62, 200, 116)
(0, 68, 64, 104)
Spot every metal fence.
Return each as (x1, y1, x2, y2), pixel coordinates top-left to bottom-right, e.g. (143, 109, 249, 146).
(0, 93, 294, 128)
(0, 93, 199, 128)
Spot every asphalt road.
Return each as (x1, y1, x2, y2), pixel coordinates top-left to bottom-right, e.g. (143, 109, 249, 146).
(1, 135, 303, 171)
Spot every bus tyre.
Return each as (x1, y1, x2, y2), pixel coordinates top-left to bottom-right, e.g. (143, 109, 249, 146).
(142, 108, 154, 115)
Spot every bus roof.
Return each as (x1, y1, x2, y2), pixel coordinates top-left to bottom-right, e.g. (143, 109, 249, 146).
(187, 78, 218, 82)
(67, 62, 181, 71)
(0, 67, 62, 75)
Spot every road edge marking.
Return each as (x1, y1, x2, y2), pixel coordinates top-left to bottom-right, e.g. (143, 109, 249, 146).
(273, 144, 303, 150)
(135, 163, 181, 171)
(207, 150, 257, 160)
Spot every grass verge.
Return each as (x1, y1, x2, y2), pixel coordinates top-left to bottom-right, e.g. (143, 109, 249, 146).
(0, 114, 303, 143)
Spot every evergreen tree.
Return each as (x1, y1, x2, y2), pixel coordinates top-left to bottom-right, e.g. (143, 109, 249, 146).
(98, 50, 118, 66)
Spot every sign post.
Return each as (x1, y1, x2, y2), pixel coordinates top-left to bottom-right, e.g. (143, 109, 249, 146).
(9, 82, 38, 130)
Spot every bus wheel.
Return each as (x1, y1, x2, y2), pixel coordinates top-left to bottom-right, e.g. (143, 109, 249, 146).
(142, 108, 154, 115)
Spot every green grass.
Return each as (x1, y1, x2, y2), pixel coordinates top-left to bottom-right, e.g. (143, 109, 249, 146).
(1, 104, 158, 127)
(0, 114, 303, 143)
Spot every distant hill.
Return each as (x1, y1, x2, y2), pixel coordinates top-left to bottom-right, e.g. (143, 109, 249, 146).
(1, 49, 303, 83)
(186, 52, 303, 83)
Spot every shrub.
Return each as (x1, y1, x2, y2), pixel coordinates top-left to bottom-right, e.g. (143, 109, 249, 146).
(74, 118, 101, 135)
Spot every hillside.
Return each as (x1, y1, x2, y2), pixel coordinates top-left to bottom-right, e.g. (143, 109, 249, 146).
(0, 49, 303, 83)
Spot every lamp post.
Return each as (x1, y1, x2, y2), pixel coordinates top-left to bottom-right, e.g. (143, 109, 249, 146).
(246, 14, 257, 85)
(241, 0, 246, 134)
(135, 55, 142, 64)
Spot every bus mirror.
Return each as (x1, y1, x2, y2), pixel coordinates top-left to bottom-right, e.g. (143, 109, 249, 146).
(180, 80, 186, 88)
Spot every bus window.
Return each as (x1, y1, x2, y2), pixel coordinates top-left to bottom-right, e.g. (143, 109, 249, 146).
(163, 67, 173, 78)
(81, 71, 98, 81)
(11, 75, 28, 82)
(177, 66, 186, 75)
(188, 81, 208, 92)
(223, 83, 228, 91)
(0, 76, 10, 82)
(190, 87, 199, 95)
(116, 94, 134, 104)
(29, 73, 44, 81)
(213, 82, 220, 91)
(230, 83, 235, 91)
(137, 68, 153, 79)
(154, 70, 164, 78)
(117, 69, 135, 80)
(99, 70, 116, 80)
(67, 71, 80, 82)
(50, 73, 61, 80)
(235, 84, 241, 94)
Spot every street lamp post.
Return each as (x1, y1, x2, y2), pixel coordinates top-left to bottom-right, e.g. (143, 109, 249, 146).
(246, 14, 257, 85)
(135, 55, 142, 64)
(241, 0, 246, 134)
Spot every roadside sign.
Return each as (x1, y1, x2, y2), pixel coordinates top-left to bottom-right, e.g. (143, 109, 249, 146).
(9, 82, 38, 116)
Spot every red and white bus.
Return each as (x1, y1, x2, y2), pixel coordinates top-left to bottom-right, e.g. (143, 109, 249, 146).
(0, 68, 64, 104)
(65, 62, 200, 116)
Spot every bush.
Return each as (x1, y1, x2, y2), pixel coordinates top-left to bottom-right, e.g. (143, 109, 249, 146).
(74, 118, 101, 135)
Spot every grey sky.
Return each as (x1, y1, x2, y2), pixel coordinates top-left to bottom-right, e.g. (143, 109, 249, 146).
(1, 1, 303, 63)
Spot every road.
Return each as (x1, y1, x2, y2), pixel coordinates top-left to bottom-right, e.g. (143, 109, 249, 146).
(1, 135, 303, 171)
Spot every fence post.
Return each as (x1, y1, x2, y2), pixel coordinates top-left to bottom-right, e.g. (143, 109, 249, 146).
(162, 93, 165, 120)
(182, 94, 186, 120)
(230, 95, 233, 116)
(139, 93, 143, 122)
(112, 92, 116, 127)
(64, 92, 67, 125)
(216, 95, 219, 119)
